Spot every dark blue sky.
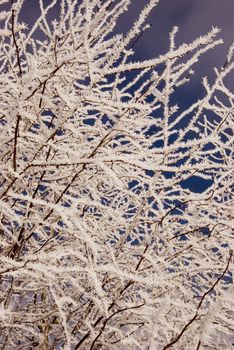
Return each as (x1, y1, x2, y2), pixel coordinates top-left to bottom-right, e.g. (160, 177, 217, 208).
(118, 1, 234, 58)
(17, 1, 234, 67)
(116, 0, 234, 88)
(18, 0, 234, 53)
(16, 0, 234, 97)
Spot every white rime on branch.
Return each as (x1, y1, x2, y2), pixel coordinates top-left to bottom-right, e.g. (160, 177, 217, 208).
(0, 1, 233, 349)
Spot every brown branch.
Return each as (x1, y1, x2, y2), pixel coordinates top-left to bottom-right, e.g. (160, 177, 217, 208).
(197, 249, 233, 310)
(216, 109, 233, 132)
(11, 5, 22, 77)
(25, 65, 63, 101)
(13, 114, 21, 172)
(25, 41, 84, 101)
(163, 313, 199, 350)
(163, 250, 233, 349)
(130, 24, 152, 49)
(160, 190, 214, 225)
(135, 244, 149, 271)
(89, 302, 145, 350)
(109, 322, 145, 344)
(74, 246, 148, 350)
(39, 81, 46, 108)
(169, 225, 209, 240)
(160, 199, 190, 225)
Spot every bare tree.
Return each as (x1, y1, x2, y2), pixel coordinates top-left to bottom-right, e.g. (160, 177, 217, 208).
(0, 1, 233, 349)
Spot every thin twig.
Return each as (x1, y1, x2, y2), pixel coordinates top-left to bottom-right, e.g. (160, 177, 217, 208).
(13, 114, 20, 172)
(11, 3, 22, 77)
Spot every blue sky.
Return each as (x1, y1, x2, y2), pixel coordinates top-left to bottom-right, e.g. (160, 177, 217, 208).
(116, 0, 234, 90)
(16, 0, 234, 81)
(117, 0, 234, 64)
(17, 0, 234, 104)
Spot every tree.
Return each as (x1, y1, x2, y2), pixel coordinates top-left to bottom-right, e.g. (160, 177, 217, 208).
(0, 0, 233, 349)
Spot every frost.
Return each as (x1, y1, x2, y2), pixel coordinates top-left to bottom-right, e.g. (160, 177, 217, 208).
(0, 0, 233, 349)
(0, 303, 11, 323)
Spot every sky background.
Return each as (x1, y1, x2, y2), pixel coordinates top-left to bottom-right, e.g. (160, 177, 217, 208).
(20, 0, 234, 61)
(116, 0, 234, 92)
(17, 0, 234, 105)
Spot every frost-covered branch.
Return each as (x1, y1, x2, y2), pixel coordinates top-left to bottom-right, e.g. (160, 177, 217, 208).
(0, 1, 233, 349)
